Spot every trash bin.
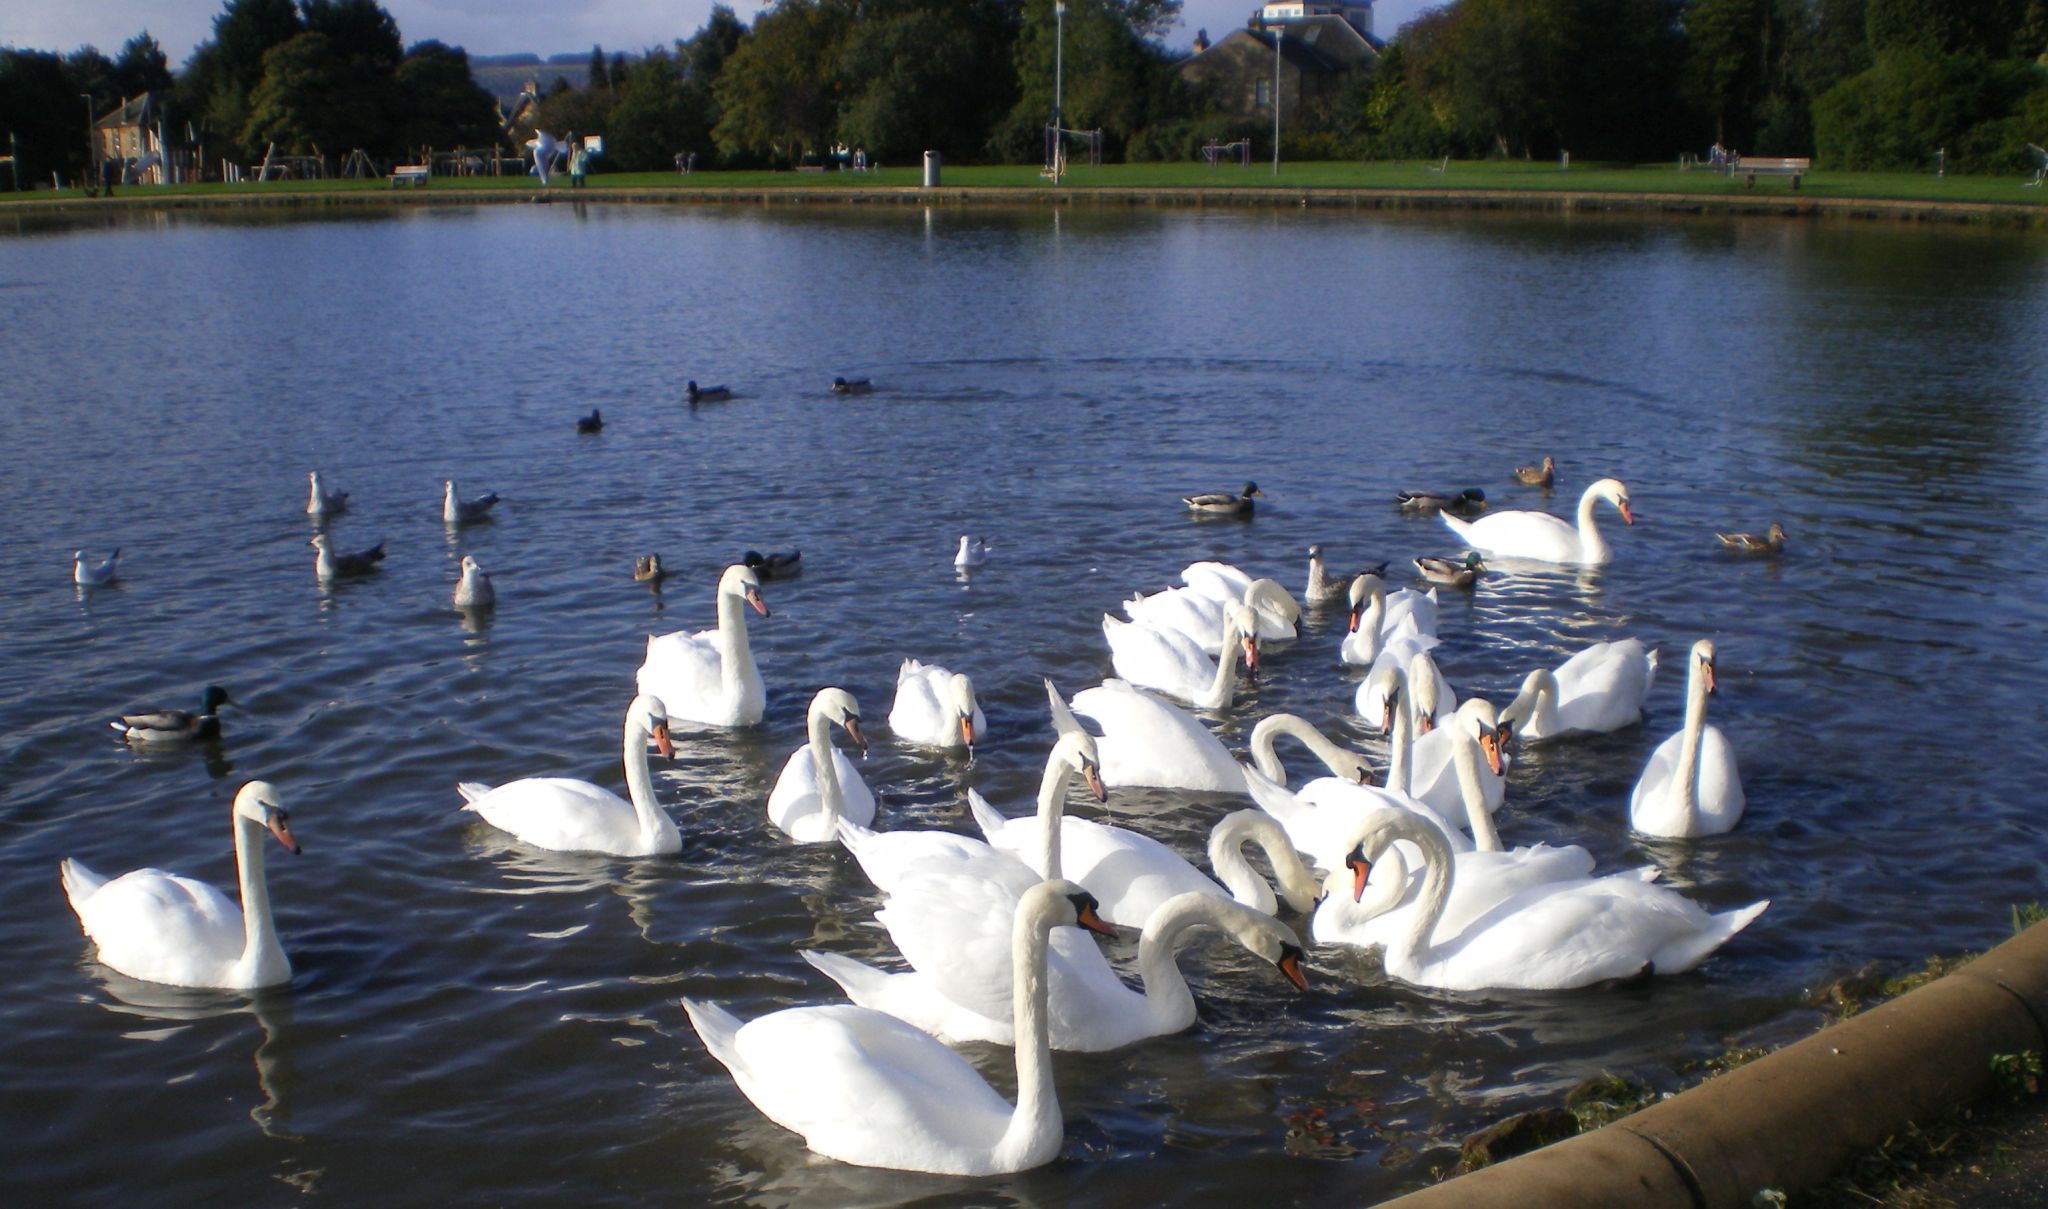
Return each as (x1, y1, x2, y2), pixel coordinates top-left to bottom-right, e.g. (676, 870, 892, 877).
(921, 150, 940, 188)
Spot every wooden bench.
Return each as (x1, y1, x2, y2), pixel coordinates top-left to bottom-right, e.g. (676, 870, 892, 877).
(1732, 156, 1810, 189)
(389, 165, 430, 187)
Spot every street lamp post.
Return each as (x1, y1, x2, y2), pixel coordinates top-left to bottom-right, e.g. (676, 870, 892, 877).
(1271, 25, 1282, 176)
(1053, 0, 1066, 183)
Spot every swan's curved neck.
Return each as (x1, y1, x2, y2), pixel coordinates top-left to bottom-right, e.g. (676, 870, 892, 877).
(1032, 759, 1073, 881)
(1503, 670, 1560, 738)
(622, 712, 671, 845)
(1195, 613, 1245, 710)
(1135, 894, 1242, 1027)
(1210, 811, 1319, 914)
(714, 586, 756, 702)
(1357, 589, 1387, 660)
(1673, 662, 1712, 828)
(1249, 715, 1354, 786)
(232, 811, 285, 983)
(1395, 819, 1455, 965)
(807, 703, 845, 831)
(994, 893, 1063, 1170)
(1451, 722, 1501, 852)
(1575, 486, 1611, 564)
(1387, 682, 1413, 797)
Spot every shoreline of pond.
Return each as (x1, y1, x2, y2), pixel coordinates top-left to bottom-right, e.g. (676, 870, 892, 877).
(5, 183, 2044, 229)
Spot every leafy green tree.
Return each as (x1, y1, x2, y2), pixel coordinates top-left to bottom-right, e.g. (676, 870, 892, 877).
(114, 33, 175, 97)
(1814, 48, 2048, 168)
(1685, 0, 1773, 144)
(0, 48, 93, 184)
(607, 48, 694, 169)
(588, 44, 609, 90)
(241, 31, 359, 154)
(988, 0, 1183, 161)
(836, 1, 1018, 161)
(1865, 0, 2022, 57)
(676, 5, 749, 162)
(178, 0, 305, 159)
(713, 0, 855, 163)
(392, 41, 503, 152)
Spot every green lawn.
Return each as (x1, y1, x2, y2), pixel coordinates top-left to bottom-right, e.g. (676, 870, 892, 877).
(11, 159, 2043, 207)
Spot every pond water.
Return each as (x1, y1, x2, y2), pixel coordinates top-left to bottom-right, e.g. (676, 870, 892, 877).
(3, 201, 2045, 1206)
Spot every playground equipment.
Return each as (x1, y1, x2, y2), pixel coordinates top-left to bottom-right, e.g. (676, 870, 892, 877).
(1202, 139, 1251, 167)
(1042, 124, 1102, 182)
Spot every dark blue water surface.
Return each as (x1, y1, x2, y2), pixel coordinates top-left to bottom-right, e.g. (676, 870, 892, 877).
(2, 202, 2045, 1205)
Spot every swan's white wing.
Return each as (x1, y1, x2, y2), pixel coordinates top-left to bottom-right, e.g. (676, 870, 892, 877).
(800, 952, 1013, 1044)
(1056, 816, 1224, 928)
(68, 867, 244, 986)
(837, 821, 1038, 896)
(685, 999, 1017, 1174)
(1071, 681, 1242, 792)
(1180, 560, 1254, 602)
(887, 664, 947, 744)
(1454, 510, 1585, 564)
(1102, 616, 1215, 703)
(767, 744, 876, 841)
(1692, 725, 1745, 832)
(463, 777, 645, 853)
(636, 629, 723, 721)
(1124, 588, 1226, 654)
(1553, 639, 1653, 734)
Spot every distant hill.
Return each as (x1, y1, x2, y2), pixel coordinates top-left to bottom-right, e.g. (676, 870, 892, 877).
(468, 52, 639, 111)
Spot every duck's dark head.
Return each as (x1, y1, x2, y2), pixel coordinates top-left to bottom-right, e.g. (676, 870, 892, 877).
(201, 685, 233, 714)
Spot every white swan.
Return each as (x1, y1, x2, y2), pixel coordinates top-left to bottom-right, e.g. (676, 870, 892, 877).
(1407, 652, 1505, 819)
(1498, 639, 1659, 742)
(1104, 602, 1256, 710)
(836, 728, 1102, 897)
(1352, 622, 1456, 733)
(1066, 679, 1244, 792)
(1163, 563, 1302, 642)
(1440, 477, 1634, 567)
(766, 688, 875, 843)
(1349, 809, 1769, 991)
(1339, 572, 1437, 666)
(442, 479, 499, 525)
(305, 470, 347, 518)
(453, 555, 495, 609)
(1630, 639, 1744, 837)
(888, 659, 985, 750)
(968, 785, 1320, 928)
(73, 548, 120, 587)
(804, 878, 1307, 1051)
(636, 564, 770, 728)
(457, 694, 680, 856)
(60, 780, 302, 990)
(685, 879, 1111, 1175)
(1240, 683, 1482, 873)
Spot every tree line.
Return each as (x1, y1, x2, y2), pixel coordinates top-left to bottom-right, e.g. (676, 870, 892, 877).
(3, 0, 2044, 188)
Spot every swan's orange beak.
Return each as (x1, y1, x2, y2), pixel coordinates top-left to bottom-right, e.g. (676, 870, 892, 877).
(843, 716, 868, 755)
(1242, 635, 1260, 674)
(1348, 852, 1372, 903)
(1479, 729, 1505, 776)
(958, 714, 976, 748)
(652, 721, 675, 760)
(1619, 500, 1636, 525)
(1416, 711, 1435, 736)
(1347, 605, 1363, 634)
(1082, 761, 1108, 804)
(746, 586, 770, 617)
(1075, 901, 1117, 938)
(267, 809, 301, 856)
(1277, 945, 1309, 992)
(1381, 697, 1397, 734)
(1703, 660, 1718, 695)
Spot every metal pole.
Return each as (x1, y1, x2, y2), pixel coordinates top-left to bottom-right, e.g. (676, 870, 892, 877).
(1054, 1, 1066, 183)
(1271, 27, 1281, 176)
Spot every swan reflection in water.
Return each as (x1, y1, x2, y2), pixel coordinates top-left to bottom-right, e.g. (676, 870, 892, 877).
(87, 974, 300, 1139)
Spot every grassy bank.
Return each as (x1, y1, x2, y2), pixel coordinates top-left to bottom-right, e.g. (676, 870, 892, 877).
(8, 159, 2045, 209)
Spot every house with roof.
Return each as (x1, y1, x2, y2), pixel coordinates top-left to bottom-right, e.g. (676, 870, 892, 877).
(1179, 5, 1382, 120)
(93, 93, 180, 184)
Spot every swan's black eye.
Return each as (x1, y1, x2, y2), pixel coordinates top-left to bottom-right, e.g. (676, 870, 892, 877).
(271, 808, 290, 823)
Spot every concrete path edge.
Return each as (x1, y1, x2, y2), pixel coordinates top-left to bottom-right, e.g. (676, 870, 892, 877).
(1373, 920, 2048, 1209)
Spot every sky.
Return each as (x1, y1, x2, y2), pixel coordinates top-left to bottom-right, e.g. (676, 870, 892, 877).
(6, 1, 1436, 66)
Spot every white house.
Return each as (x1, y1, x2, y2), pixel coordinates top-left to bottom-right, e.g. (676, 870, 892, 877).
(1257, 1, 1374, 38)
